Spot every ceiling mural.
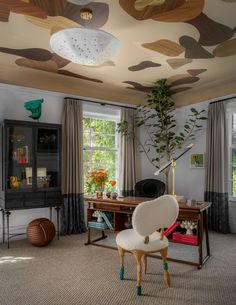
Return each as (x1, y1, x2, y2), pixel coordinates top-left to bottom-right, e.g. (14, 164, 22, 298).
(0, 0, 235, 107)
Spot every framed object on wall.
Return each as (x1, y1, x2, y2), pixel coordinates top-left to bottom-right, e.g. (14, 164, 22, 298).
(190, 153, 204, 169)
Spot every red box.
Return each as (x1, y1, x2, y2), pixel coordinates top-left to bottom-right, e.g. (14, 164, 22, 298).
(164, 221, 180, 237)
(172, 233, 198, 245)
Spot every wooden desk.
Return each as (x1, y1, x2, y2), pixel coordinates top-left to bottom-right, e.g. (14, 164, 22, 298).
(84, 197, 211, 269)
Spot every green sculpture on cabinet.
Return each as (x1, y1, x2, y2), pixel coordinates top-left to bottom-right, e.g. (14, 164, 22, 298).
(24, 99, 44, 120)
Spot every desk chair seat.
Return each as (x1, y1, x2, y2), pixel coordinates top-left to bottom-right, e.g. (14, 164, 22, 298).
(116, 195, 179, 296)
(116, 230, 168, 252)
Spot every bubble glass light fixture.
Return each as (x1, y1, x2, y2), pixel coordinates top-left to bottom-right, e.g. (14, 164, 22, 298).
(50, 27, 121, 66)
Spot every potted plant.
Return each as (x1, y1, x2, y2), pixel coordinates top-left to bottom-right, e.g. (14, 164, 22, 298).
(117, 79, 207, 193)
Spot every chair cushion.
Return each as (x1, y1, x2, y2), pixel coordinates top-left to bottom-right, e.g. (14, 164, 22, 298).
(116, 229, 168, 252)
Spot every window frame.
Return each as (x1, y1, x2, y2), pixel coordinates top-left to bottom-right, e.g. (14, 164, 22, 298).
(82, 112, 120, 193)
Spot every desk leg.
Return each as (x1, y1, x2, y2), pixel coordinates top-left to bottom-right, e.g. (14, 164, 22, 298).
(55, 206, 60, 240)
(198, 213, 204, 269)
(1, 209, 5, 244)
(85, 227, 91, 245)
(6, 211, 11, 249)
(204, 210, 210, 256)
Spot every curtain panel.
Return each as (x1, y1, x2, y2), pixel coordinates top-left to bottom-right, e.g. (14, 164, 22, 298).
(119, 108, 137, 197)
(204, 102, 230, 233)
(61, 98, 86, 234)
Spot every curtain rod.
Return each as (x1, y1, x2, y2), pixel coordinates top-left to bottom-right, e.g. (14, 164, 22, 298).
(210, 95, 236, 104)
(64, 97, 137, 110)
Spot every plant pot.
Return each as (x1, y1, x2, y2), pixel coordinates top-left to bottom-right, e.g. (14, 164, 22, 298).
(96, 191, 103, 199)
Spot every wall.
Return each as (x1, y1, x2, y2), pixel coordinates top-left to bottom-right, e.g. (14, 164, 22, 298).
(138, 99, 236, 233)
(138, 100, 209, 201)
(0, 83, 122, 242)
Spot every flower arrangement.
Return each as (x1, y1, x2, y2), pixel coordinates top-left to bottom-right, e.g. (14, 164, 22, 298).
(86, 169, 116, 195)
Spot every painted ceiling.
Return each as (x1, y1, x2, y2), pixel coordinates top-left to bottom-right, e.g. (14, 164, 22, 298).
(0, 0, 236, 107)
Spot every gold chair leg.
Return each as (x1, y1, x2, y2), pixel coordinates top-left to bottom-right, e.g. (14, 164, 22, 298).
(118, 246, 125, 280)
(160, 247, 170, 287)
(142, 254, 147, 274)
(133, 250, 143, 296)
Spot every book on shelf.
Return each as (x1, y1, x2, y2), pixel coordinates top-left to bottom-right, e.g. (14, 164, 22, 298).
(100, 211, 114, 230)
(13, 145, 29, 164)
(172, 232, 198, 245)
(88, 221, 108, 229)
(164, 221, 180, 237)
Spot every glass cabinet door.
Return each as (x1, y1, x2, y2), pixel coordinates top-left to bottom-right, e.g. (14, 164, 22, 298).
(7, 125, 33, 191)
(36, 128, 60, 189)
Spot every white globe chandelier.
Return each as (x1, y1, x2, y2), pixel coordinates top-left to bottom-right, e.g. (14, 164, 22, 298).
(50, 8, 121, 66)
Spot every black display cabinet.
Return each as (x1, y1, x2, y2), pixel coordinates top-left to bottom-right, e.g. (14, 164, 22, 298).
(0, 119, 62, 247)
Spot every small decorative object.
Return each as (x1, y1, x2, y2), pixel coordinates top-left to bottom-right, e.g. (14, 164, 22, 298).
(9, 176, 21, 189)
(124, 214, 132, 229)
(106, 191, 111, 198)
(110, 191, 118, 200)
(24, 99, 44, 120)
(27, 218, 55, 246)
(92, 211, 103, 223)
(180, 220, 197, 236)
(190, 153, 204, 168)
(96, 191, 103, 199)
(86, 169, 117, 198)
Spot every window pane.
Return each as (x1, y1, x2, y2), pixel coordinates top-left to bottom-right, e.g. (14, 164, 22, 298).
(83, 117, 91, 132)
(83, 116, 118, 194)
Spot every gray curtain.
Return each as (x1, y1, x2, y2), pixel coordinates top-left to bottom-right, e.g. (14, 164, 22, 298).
(204, 102, 230, 233)
(119, 108, 137, 196)
(61, 98, 86, 234)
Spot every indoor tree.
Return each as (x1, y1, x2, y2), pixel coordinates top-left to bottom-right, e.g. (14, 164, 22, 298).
(117, 79, 207, 194)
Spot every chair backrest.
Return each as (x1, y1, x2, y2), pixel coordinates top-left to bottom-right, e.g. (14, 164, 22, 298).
(134, 179, 165, 198)
(132, 195, 179, 237)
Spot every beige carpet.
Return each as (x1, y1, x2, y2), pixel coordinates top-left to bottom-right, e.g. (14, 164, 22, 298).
(0, 232, 236, 305)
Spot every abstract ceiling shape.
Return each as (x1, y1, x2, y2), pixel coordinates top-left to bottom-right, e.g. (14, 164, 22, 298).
(51, 53, 70, 68)
(63, 2, 109, 29)
(15, 58, 58, 72)
(123, 81, 156, 92)
(119, 0, 185, 21)
(128, 60, 161, 71)
(187, 69, 207, 76)
(58, 69, 103, 83)
(50, 25, 63, 35)
(166, 58, 193, 69)
(170, 86, 192, 95)
(120, 0, 204, 22)
(179, 36, 214, 59)
(142, 39, 184, 56)
(0, 47, 53, 61)
(0, 0, 47, 22)
(26, 15, 79, 31)
(170, 76, 200, 87)
(167, 73, 191, 84)
(134, 0, 166, 11)
(14, 54, 103, 83)
(186, 13, 234, 46)
(30, 0, 67, 16)
(152, 0, 204, 22)
(213, 38, 236, 57)
(85, 60, 115, 68)
(68, 0, 92, 4)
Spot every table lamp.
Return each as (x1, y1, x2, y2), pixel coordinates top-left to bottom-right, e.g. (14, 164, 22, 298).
(154, 144, 194, 196)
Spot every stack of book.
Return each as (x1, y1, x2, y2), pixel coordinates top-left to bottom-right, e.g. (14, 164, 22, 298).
(88, 221, 108, 229)
(172, 233, 198, 245)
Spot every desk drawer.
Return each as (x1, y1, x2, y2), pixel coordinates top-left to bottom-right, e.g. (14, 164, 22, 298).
(179, 211, 200, 220)
(25, 193, 45, 207)
(93, 203, 120, 211)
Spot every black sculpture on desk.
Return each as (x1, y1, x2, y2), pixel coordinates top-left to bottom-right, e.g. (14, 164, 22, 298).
(135, 179, 165, 198)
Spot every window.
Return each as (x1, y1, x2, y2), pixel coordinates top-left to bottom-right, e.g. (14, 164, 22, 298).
(229, 112, 236, 197)
(83, 115, 119, 193)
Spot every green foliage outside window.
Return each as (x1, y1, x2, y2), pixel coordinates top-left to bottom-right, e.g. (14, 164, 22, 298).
(83, 117, 118, 194)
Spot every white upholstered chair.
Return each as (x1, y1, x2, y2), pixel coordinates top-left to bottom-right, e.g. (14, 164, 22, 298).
(116, 195, 179, 296)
